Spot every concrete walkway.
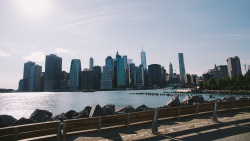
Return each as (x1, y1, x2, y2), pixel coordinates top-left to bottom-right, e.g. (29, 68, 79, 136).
(57, 109, 250, 141)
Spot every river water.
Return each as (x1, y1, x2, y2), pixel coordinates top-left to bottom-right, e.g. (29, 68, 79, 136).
(0, 89, 243, 119)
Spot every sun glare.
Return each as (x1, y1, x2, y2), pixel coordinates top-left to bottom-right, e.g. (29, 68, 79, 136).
(16, 0, 51, 17)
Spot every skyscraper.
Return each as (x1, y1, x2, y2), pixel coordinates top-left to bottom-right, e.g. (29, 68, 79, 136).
(81, 71, 94, 89)
(129, 63, 136, 87)
(93, 66, 102, 89)
(44, 54, 62, 91)
(178, 53, 186, 82)
(105, 56, 113, 77)
(114, 51, 126, 88)
(169, 62, 174, 79)
(20, 61, 35, 91)
(29, 65, 42, 91)
(100, 66, 112, 89)
(70, 59, 81, 90)
(89, 57, 94, 71)
(135, 65, 144, 87)
(148, 64, 162, 88)
(141, 46, 147, 71)
(227, 56, 242, 78)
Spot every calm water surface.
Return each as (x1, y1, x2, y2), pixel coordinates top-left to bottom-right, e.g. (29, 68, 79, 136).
(0, 90, 241, 119)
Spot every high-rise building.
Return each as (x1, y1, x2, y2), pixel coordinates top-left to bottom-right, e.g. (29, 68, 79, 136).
(141, 46, 147, 71)
(19, 61, 35, 91)
(135, 65, 144, 87)
(227, 56, 242, 78)
(44, 54, 62, 91)
(184, 74, 191, 84)
(70, 59, 81, 90)
(81, 71, 94, 89)
(208, 65, 228, 80)
(161, 66, 166, 87)
(114, 51, 126, 88)
(169, 62, 174, 79)
(93, 66, 102, 89)
(129, 63, 136, 87)
(105, 56, 113, 77)
(178, 53, 186, 82)
(29, 65, 42, 91)
(100, 66, 112, 89)
(123, 55, 129, 87)
(89, 57, 94, 71)
(191, 75, 197, 84)
(148, 64, 162, 88)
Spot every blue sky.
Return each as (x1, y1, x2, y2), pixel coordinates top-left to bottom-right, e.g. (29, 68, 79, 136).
(0, 0, 250, 89)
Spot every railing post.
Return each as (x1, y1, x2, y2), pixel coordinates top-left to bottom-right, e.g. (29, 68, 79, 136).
(98, 117, 101, 132)
(212, 100, 218, 122)
(13, 127, 18, 141)
(57, 122, 61, 141)
(63, 121, 67, 141)
(196, 104, 199, 117)
(152, 108, 158, 134)
(126, 114, 130, 128)
(177, 106, 180, 120)
(231, 101, 233, 112)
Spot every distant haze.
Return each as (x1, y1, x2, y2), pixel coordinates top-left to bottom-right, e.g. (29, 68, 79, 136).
(0, 0, 250, 89)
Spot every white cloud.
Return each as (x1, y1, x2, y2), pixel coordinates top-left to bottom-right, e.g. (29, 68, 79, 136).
(22, 51, 45, 62)
(0, 50, 11, 57)
(55, 48, 70, 53)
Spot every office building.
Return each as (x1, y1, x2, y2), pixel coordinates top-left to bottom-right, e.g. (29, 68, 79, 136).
(81, 71, 94, 89)
(169, 62, 174, 79)
(93, 66, 102, 89)
(44, 54, 62, 91)
(178, 53, 186, 82)
(227, 56, 242, 78)
(141, 47, 147, 71)
(89, 57, 94, 71)
(114, 51, 126, 88)
(100, 66, 112, 89)
(29, 65, 42, 91)
(208, 65, 228, 80)
(191, 75, 197, 84)
(184, 74, 191, 84)
(105, 56, 113, 78)
(135, 65, 144, 87)
(19, 61, 35, 91)
(148, 64, 162, 88)
(129, 63, 136, 87)
(70, 59, 81, 90)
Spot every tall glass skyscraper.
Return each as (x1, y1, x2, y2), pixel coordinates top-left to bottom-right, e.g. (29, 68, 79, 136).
(105, 56, 113, 78)
(29, 65, 42, 91)
(22, 61, 35, 91)
(44, 54, 62, 91)
(115, 51, 125, 88)
(169, 62, 174, 78)
(70, 59, 81, 90)
(140, 47, 147, 71)
(178, 53, 186, 82)
(100, 66, 112, 89)
(89, 57, 94, 71)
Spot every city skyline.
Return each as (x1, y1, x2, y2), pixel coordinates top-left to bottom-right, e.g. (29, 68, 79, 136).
(1, 0, 250, 89)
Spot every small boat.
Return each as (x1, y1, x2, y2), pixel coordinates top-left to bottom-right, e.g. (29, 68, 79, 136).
(82, 89, 95, 92)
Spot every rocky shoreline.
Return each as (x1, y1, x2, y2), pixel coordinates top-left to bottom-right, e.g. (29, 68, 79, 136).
(0, 95, 249, 128)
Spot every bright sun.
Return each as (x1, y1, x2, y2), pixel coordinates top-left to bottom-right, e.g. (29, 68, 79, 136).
(16, 0, 51, 17)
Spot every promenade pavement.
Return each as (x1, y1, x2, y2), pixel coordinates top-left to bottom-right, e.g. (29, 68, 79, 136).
(46, 109, 250, 141)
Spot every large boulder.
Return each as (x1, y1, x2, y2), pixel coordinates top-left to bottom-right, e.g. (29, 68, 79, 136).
(83, 106, 92, 114)
(53, 114, 67, 121)
(89, 104, 104, 118)
(221, 96, 236, 101)
(102, 104, 115, 115)
(182, 95, 205, 105)
(115, 105, 134, 114)
(11, 118, 37, 126)
(165, 96, 181, 107)
(135, 105, 151, 112)
(29, 109, 52, 122)
(64, 110, 77, 119)
(41, 115, 53, 122)
(0, 115, 17, 127)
